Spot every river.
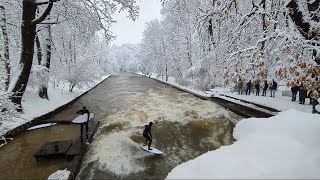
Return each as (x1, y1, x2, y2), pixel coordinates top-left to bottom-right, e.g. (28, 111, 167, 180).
(0, 73, 242, 179)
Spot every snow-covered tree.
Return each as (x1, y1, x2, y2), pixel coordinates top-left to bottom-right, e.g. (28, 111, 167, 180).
(0, 0, 139, 110)
(137, 0, 319, 95)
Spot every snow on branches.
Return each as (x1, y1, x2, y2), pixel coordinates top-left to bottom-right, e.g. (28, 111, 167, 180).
(0, 91, 20, 134)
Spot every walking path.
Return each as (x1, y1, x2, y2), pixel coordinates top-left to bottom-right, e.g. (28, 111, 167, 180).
(206, 87, 315, 114)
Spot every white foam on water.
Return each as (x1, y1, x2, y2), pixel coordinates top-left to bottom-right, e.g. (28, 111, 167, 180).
(82, 89, 239, 178)
(47, 169, 70, 180)
(82, 130, 146, 177)
(101, 96, 234, 128)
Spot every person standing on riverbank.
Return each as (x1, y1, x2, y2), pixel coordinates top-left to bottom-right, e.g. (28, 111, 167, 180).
(238, 80, 244, 95)
(246, 80, 252, 95)
(291, 84, 300, 101)
(255, 80, 260, 96)
(270, 79, 277, 98)
(262, 80, 268, 96)
(77, 106, 90, 138)
(299, 85, 307, 104)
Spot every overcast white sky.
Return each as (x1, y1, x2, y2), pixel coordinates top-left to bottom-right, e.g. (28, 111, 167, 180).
(110, 0, 162, 45)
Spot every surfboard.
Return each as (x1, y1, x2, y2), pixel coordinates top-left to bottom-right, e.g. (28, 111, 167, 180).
(141, 145, 163, 155)
(72, 113, 94, 124)
(27, 123, 57, 131)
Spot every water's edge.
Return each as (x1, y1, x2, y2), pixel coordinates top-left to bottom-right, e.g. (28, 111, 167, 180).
(148, 75, 274, 118)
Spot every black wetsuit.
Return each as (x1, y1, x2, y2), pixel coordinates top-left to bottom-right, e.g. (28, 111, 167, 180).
(143, 125, 152, 149)
(77, 108, 89, 136)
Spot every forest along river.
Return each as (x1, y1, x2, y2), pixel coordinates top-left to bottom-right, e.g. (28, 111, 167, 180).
(0, 72, 242, 179)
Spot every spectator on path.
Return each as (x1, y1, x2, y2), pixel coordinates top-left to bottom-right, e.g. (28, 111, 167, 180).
(291, 84, 300, 101)
(311, 90, 320, 114)
(255, 80, 260, 96)
(262, 80, 268, 96)
(270, 79, 277, 98)
(246, 80, 252, 95)
(238, 80, 244, 95)
(307, 90, 313, 104)
(77, 106, 90, 139)
(299, 85, 307, 104)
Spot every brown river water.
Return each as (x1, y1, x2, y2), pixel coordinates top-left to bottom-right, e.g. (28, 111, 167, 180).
(0, 72, 242, 179)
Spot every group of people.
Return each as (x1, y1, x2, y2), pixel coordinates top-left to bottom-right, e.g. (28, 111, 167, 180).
(290, 83, 316, 105)
(236, 79, 319, 113)
(237, 79, 278, 98)
(291, 84, 320, 113)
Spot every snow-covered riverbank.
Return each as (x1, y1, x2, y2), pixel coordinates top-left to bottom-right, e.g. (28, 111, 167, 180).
(0, 76, 110, 138)
(138, 73, 320, 179)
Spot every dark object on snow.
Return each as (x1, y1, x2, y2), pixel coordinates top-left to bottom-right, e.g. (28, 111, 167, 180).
(299, 86, 307, 104)
(270, 79, 277, 98)
(238, 81, 244, 95)
(312, 98, 319, 114)
(262, 80, 268, 96)
(255, 82, 260, 96)
(291, 85, 300, 101)
(246, 80, 252, 95)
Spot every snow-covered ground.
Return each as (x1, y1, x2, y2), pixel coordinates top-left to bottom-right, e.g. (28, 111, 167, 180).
(167, 109, 320, 179)
(136, 73, 320, 179)
(0, 76, 109, 137)
(207, 87, 315, 114)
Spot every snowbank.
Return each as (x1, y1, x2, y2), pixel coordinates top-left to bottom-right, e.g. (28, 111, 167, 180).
(47, 169, 70, 180)
(166, 109, 320, 179)
(1, 76, 110, 137)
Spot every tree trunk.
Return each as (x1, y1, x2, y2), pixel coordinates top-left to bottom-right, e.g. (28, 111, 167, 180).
(260, 0, 267, 51)
(165, 63, 168, 81)
(10, 1, 37, 110)
(0, 5, 10, 91)
(10, 0, 53, 110)
(39, 23, 51, 100)
(69, 83, 75, 92)
(35, 34, 42, 65)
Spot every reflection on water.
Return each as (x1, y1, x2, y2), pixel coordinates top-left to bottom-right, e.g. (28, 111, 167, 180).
(0, 73, 241, 179)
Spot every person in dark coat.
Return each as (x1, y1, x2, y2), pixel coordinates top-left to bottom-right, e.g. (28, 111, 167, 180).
(238, 80, 244, 95)
(312, 99, 319, 114)
(270, 79, 277, 98)
(246, 80, 252, 95)
(299, 85, 307, 104)
(77, 106, 90, 138)
(291, 85, 300, 101)
(143, 122, 153, 150)
(307, 90, 313, 104)
(255, 80, 260, 96)
(262, 80, 268, 96)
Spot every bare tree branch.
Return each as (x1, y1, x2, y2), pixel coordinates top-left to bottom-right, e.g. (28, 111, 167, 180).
(31, 0, 53, 25)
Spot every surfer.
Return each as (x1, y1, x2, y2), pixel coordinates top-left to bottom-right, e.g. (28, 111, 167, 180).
(76, 106, 90, 138)
(143, 122, 153, 150)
